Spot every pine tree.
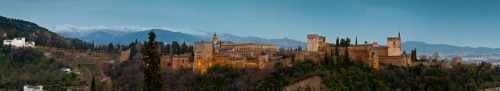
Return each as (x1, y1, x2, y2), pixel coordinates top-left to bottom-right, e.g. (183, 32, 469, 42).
(188, 45, 193, 53)
(181, 42, 188, 54)
(142, 31, 163, 91)
(108, 43, 114, 53)
(172, 41, 180, 55)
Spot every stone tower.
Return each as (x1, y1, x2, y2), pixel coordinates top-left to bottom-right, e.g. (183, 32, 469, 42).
(307, 34, 326, 52)
(212, 33, 219, 45)
(193, 42, 214, 74)
(369, 50, 379, 70)
(387, 33, 401, 56)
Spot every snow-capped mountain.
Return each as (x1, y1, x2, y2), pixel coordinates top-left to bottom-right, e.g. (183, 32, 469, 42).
(50, 24, 210, 38)
(49, 25, 307, 48)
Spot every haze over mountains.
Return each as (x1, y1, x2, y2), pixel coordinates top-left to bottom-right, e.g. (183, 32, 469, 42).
(51, 25, 500, 60)
(50, 24, 306, 48)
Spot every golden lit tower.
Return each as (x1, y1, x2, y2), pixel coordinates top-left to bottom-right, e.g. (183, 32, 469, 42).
(212, 33, 219, 44)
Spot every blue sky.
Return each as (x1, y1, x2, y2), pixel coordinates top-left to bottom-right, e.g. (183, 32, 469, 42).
(1, 0, 499, 48)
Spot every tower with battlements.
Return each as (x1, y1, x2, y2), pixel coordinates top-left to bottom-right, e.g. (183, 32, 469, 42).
(387, 32, 401, 56)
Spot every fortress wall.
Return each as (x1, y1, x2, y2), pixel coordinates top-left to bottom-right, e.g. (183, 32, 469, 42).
(379, 56, 407, 66)
(412, 62, 438, 66)
(377, 47, 389, 57)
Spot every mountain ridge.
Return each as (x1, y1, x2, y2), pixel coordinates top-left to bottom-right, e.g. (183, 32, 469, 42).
(402, 41, 500, 57)
(51, 26, 307, 48)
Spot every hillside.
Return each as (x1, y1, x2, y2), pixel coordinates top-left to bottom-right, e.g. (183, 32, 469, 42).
(0, 15, 93, 50)
(0, 15, 105, 90)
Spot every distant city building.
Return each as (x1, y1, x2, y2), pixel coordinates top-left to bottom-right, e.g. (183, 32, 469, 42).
(3, 37, 35, 47)
(23, 84, 43, 91)
(119, 49, 131, 62)
(452, 57, 463, 64)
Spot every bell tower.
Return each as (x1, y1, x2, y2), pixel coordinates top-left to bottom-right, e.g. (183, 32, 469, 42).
(212, 33, 218, 44)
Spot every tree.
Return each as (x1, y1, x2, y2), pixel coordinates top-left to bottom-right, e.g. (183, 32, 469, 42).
(296, 46, 302, 51)
(108, 43, 114, 53)
(165, 44, 171, 55)
(172, 41, 180, 55)
(411, 48, 417, 62)
(335, 37, 340, 63)
(181, 42, 188, 54)
(340, 39, 346, 47)
(141, 31, 163, 91)
(91, 76, 96, 91)
(344, 46, 350, 62)
(188, 45, 193, 54)
(335, 37, 340, 47)
(355, 36, 358, 45)
(346, 37, 351, 46)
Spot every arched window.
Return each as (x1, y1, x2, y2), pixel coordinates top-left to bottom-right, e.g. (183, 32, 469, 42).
(393, 42, 396, 47)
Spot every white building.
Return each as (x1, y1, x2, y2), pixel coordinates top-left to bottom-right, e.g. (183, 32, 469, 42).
(23, 84, 43, 91)
(60, 68, 71, 73)
(3, 37, 35, 47)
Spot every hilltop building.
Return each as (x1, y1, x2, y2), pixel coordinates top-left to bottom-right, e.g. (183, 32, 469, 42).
(313, 32, 411, 69)
(193, 33, 277, 74)
(23, 84, 43, 91)
(119, 49, 131, 62)
(3, 37, 35, 47)
(307, 34, 326, 52)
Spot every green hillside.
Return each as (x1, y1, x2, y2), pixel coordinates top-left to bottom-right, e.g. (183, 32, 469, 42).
(0, 15, 93, 50)
(0, 15, 98, 90)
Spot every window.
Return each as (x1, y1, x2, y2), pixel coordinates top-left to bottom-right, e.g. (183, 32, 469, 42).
(372, 52, 375, 58)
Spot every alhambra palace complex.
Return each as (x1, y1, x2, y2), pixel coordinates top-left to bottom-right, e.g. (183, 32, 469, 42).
(308, 33, 411, 69)
(133, 33, 461, 74)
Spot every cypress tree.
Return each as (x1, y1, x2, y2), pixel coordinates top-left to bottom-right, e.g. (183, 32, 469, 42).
(91, 76, 96, 91)
(335, 37, 340, 63)
(181, 42, 188, 54)
(142, 31, 163, 91)
(355, 36, 358, 45)
(335, 37, 340, 47)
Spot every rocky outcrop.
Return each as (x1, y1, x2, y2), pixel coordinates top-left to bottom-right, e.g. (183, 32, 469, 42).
(282, 75, 328, 91)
